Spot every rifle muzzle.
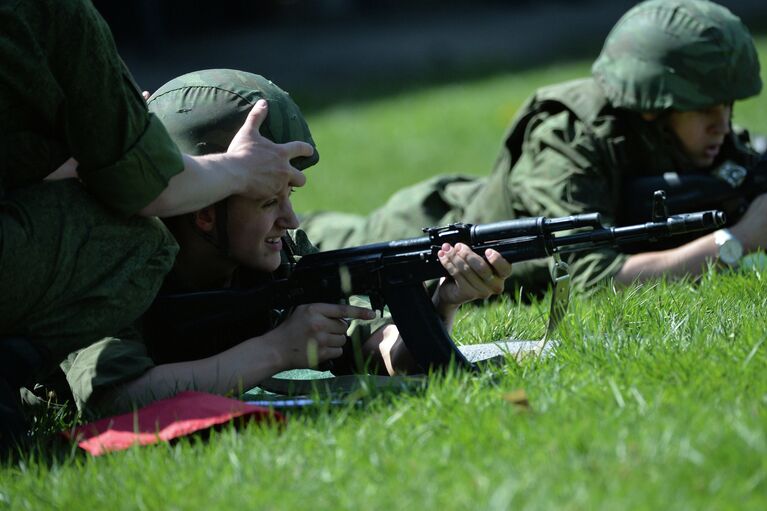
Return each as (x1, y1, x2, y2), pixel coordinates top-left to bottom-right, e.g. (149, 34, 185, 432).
(665, 211, 726, 233)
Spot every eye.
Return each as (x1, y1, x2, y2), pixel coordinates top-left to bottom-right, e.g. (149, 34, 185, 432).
(262, 198, 278, 209)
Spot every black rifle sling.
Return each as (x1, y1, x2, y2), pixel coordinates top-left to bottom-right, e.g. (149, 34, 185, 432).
(381, 284, 473, 372)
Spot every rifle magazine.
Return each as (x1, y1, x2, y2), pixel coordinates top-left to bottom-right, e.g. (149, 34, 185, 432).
(381, 284, 474, 372)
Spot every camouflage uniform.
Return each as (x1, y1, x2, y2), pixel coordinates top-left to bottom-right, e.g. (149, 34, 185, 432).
(57, 70, 384, 414)
(1, 0, 184, 445)
(302, 0, 762, 295)
(0, 0, 184, 359)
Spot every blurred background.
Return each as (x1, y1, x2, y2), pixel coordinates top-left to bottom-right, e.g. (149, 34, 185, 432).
(95, 0, 767, 111)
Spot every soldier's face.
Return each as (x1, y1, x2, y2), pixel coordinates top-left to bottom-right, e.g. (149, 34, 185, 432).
(225, 187, 299, 272)
(666, 104, 732, 168)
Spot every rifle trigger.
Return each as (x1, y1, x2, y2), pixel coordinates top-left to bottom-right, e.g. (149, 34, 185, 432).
(369, 294, 385, 315)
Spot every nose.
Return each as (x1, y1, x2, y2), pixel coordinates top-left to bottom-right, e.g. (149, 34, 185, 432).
(709, 104, 731, 136)
(278, 199, 300, 230)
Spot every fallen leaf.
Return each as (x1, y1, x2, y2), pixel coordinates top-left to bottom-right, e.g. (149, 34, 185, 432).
(502, 389, 530, 409)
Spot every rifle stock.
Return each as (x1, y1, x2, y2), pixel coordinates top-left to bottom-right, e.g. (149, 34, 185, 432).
(146, 196, 725, 372)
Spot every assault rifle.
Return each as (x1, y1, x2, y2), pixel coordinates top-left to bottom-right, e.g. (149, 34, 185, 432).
(147, 195, 724, 372)
(622, 154, 767, 228)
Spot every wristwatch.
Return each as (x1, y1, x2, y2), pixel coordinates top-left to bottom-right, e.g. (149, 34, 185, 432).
(714, 228, 744, 266)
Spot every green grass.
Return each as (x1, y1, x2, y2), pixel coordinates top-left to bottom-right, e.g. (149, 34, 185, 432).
(294, 36, 767, 215)
(293, 61, 588, 215)
(3, 38, 767, 511)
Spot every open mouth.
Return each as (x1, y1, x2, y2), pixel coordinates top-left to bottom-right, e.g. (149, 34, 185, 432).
(265, 235, 284, 250)
(703, 144, 721, 159)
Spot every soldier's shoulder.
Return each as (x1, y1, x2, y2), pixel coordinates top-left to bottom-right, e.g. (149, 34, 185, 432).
(532, 78, 611, 126)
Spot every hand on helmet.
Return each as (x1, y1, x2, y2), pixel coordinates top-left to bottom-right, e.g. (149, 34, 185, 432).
(225, 100, 313, 200)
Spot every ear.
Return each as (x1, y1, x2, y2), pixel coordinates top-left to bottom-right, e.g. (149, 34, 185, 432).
(193, 206, 217, 233)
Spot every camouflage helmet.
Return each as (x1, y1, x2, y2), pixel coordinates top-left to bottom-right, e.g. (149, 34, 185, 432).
(592, 0, 762, 112)
(148, 69, 318, 169)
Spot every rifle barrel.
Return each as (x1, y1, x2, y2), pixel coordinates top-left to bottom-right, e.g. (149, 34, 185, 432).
(555, 210, 724, 254)
(469, 213, 602, 241)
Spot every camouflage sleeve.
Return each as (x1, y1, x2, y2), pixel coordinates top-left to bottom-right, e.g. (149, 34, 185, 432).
(508, 109, 629, 291)
(60, 328, 154, 416)
(7, 0, 183, 215)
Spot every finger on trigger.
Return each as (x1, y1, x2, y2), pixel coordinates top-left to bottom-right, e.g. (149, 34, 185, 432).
(342, 304, 376, 320)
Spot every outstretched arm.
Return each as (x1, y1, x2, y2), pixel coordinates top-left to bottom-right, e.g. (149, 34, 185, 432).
(46, 101, 314, 218)
(615, 193, 767, 283)
(615, 234, 718, 283)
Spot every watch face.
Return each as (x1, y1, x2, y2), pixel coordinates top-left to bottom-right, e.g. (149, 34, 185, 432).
(720, 239, 743, 265)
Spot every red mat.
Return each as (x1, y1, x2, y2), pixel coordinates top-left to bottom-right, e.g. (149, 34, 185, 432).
(64, 391, 283, 455)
